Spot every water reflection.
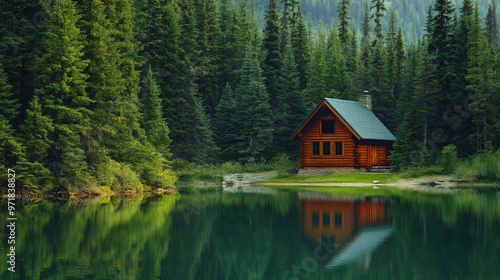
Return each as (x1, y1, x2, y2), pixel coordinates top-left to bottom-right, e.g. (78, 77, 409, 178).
(0, 188, 499, 279)
(298, 193, 392, 268)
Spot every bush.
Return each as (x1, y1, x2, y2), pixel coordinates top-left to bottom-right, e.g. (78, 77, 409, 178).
(271, 153, 296, 176)
(454, 150, 500, 182)
(439, 144, 458, 174)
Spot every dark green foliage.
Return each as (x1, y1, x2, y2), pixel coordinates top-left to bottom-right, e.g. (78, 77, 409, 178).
(337, 0, 351, 46)
(369, 39, 393, 130)
(140, 68, 172, 159)
(370, 0, 387, 42)
(274, 44, 307, 154)
(290, 6, 310, 90)
(485, 1, 499, 51)
(0, 63, 18, 122)
(326, 28, 352, 99)
(305, 23, 328, 105)
(214, 46, 273, 162)
(262, 0, 282, 108)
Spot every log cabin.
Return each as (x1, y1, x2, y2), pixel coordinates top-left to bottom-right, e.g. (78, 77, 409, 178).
(290, 95, 395, 169)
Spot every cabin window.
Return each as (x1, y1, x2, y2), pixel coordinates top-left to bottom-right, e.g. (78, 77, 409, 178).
(323, 142, 331, 155)
(321, 120, 335, 134)
(312, 212, 319, 227)
(335, 142, 343, 155)
(335, 212, 342, 228)
(312, 142, 320, 155)
(322, 213, 330, 227)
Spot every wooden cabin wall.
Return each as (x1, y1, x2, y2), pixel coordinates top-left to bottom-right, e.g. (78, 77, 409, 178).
(300, 107, 356, 168)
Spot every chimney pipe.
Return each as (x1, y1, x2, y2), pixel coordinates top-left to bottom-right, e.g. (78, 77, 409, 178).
(359, 91, 372, 110)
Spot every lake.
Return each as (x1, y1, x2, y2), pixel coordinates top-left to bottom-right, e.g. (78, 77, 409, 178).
(1, 186, 500, 279)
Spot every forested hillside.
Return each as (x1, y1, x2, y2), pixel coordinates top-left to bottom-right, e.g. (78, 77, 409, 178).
(1, 0, 500, 192)
(242, 0, 500, 43)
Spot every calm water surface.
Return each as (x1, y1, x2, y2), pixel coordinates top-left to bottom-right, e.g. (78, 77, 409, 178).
(1, 186, 500, 280)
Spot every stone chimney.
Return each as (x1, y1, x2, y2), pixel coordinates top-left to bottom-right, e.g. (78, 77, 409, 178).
(358, 91, 372, 110)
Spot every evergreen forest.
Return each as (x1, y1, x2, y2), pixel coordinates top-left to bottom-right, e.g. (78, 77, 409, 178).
(1, 0, 500, 193)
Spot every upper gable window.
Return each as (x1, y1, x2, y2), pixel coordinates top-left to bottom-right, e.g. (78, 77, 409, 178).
(321, 120, 335, 134)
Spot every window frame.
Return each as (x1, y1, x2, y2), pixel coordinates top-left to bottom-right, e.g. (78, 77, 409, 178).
(321, 120, 335, 134)
(312, 142, 320, 155)
(322, 142, 331, 156)
(335, 142, 343, 156)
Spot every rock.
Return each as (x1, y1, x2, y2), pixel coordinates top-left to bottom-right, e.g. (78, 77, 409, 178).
(373, 180, 381, 184)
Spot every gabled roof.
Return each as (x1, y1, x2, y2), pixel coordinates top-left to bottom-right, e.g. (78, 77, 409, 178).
(290, 98, 396, 141)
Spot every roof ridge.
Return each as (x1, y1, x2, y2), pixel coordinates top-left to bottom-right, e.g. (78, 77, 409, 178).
(324, 97, 361, 104)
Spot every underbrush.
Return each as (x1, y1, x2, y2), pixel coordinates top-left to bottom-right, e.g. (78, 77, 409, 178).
(454, 150, 500, 182)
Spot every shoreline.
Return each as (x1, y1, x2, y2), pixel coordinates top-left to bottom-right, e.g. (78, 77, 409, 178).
(1, 187, 177, 200)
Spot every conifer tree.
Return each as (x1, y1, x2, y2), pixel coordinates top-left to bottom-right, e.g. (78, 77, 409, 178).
(345, 26, 359, 76)
(466, 2, 494, 152)
(291, 3, 310, 90)
(337, 0, 351, 46)
(411, 39, 439, 150)
(357, 2, 372, 93)
(485, 1, 499, 52)
(305, 23, 328, 105)
(140, 67, 172, 158)
(386, 7, 398, 43)
(394, 27, 407, 101)
(214, 84, 239, 161)
(0, 63, 18, 123)
(369, 39, 393, 130)
(424, 4, 434, 37)
(326, 28, 352, 99)
(165, 0, 217, 163)
(370, 0, 387, 42)
(36, 0, 92, 187)
(195, 0, 222, 116)
(215, 46, 273, 161)
(274, 43, 307, 154)
(262, 0, 282, 109)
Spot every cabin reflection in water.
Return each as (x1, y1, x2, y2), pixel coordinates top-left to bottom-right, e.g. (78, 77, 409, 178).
(298, 193, 393, 268)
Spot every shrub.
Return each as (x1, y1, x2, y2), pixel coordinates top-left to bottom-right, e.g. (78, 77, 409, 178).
(439, 144, 458, 174)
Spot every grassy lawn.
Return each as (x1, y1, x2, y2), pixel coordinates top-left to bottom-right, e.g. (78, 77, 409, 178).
(259, 172, 402, 184)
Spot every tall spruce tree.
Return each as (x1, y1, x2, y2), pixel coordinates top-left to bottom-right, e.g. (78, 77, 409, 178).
(369, 39, 393, 130)
(214, 46, 273, 161)
(262, 0, 282, 109)
(291, 3, 310, 90)
(394, 27, 406, 101)
(305, 23, 328, 105)
(485, 1, 499, 52)
(0, 63, 18, 123)
(273, 44, 307, 154)
(195, 0, 222, 116)
(337, 0, 351, 47)
(140, 67, 172, 159)
(466, 2, 494, 152)
(166, 0, 217, 163)
(326, 28, 351, 99)
(36, 0, 92, 187)
(370, 0, 387, 42)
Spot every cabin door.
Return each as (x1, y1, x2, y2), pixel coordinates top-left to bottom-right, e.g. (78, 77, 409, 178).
(370, 146, 379, 166)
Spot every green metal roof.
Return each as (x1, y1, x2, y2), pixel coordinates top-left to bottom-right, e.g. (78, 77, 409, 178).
(324, 98, 395, 141)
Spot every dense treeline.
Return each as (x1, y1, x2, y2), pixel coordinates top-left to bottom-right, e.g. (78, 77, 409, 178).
(1, 0, 500, 192)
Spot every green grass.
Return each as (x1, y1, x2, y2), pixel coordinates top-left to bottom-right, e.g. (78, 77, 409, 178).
(260, 172, 402, 184)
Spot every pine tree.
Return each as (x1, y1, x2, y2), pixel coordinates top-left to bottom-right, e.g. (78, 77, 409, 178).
(0, 63, 18, 122)
(215, 46, 273, 161)
(424, 4, 434, 37)
(262, 0, 282, 109)
(273, 43, 307, 154)
(337, 0, 351, 46)
(305, 23, 328, 105)
(290, 3, 310, 90)
(326, 28, 352, 99)
(165, 0, 217, 163)
(195, 0, 222, 116)
(357, 2, 371, 93)
(485, 1, 499, 52)
(394, 27, 407, 101)
(370, 0, 387, 42)
(466, 2, 494, 152)
(385, 7, 397, 43)
(369, 39, 393, 130)
(411, 39, 439, 151)
(36, 0, 92, 187)
(140, 67, 172, 158)
(214, 84, 239, 161)
(20, 96, 53, 164)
